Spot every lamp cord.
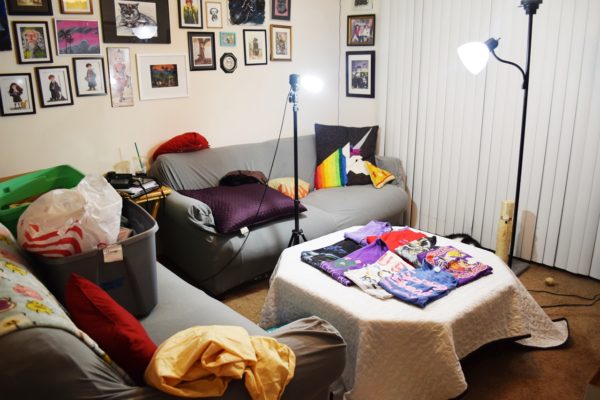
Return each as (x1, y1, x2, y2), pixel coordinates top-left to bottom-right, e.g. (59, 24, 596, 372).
(528, 289, 600, 308)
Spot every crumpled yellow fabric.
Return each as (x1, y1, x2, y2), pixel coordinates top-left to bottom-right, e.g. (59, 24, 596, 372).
(144, 326, 296, 399)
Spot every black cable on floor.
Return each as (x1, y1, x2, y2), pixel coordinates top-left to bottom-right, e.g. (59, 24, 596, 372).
(528, 289, 600, 301)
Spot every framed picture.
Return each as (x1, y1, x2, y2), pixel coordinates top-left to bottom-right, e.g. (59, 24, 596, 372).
(347, 14, 375, 46)
(220, 52, 237, 73)
(243, 29, 267, 66)
(205, 1, 222, 29)
(99, 0, 170, 44)
(72, 57, 107, 96)
(59, 0, 93, 14)
(220, 32, 236, 47)
(178, 0, 202, 29)
(188, 32, 216, 71)
(269, 24, 291, 61)
(352, 0, 372, 11)
(0, 0, 11, 51)
(0, 73, 36, 116)
(228, 0, 264, 25)
(346, 51, 375, 98)
(55, 19, 101, 55)
(271, 0, 290, 20)
(12, 21, 53, 64)
(35, 66, 74, 107)
(6, 0, 52, 15)
(106, 47, 134, 107)
(137, 53, 189, 100)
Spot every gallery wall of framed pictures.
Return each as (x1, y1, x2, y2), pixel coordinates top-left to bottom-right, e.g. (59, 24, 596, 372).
(346, 0, 376, 99)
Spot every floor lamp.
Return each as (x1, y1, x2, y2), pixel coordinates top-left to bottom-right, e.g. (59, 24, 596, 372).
(458, 0, 542, 274)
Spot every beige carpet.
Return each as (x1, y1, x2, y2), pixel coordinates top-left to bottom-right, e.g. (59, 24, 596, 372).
(222, 264, 600, 399)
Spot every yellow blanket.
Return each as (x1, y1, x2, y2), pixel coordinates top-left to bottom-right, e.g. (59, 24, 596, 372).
(144, 326, 296, 399)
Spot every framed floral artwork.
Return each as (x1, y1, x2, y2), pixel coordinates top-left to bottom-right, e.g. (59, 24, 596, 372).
(106, 47, 134, 107)
(100, 0, 170, 44)
(178, 0, 202, 29)
(271, 0, 290, 20)
(72, 57, 107, 96)
(35, 65, 74, 107)
(12, 21, 53, 63)
(59, 0, 93, 14)
(55, 19, 101, 55)
(346, 51, 375, 98)
(0, 73, 36, 116)
(137, 53, 189, 100)
(243, 29, 267, 66)
(187, 32, 216, 71)
(269, 24, 291, 61)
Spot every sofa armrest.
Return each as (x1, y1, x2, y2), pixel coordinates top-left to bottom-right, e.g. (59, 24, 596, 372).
(375, 154, 406, 189)
(165, 191, 218, 234)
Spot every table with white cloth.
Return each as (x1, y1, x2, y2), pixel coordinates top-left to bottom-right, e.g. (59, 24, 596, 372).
(259, 227, 569, 400)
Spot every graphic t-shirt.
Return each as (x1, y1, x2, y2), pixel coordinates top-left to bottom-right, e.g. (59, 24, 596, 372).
(300, 239, 361, 269)
(379, 268, 458, 308)
(419, 245, 493, 286)
(366, 228, 428, 250)
(319, 239, 388, 286)
(396, 236, 437, 268)
(344, 220, 392, 245)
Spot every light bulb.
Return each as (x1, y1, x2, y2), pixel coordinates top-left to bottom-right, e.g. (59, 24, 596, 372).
(457, 42, 490, 75)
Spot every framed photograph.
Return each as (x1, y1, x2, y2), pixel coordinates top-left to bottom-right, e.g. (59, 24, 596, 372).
(347, 14, 375, 46)
(106, 47, 134, 107)
(35, 66, 74, 107)
(12, 21, 53, 63)
(269, 24, 291, 61)
(243, 29, 267, 66)
(178, 0, 202, 29)
(0, 0, 11, 51)
(220, 52, 237, 73)
(72, 57, 106, 96)
(55, 19, 101, 55)
(352, 0, 372, 11)
(137, 53, 189, 101)
(205, 1, 222, 28)
(59, 0, 93, 14)
(0, 73, 36, 116)
(188, 32, 216, 71)
(6, 0, 52, 15)
(220, 32, 236, 47)
(99, 0, 170, 44)
(271, 0, 290, 20)
(228, 0, 264, 25)
(346, 51, 375, 98)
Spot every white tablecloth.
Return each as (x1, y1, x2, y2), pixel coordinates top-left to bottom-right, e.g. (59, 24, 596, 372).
(260, 228, 568, 400)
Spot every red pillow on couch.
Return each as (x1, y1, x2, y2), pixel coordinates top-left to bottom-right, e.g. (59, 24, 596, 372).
(152, 132, 209, 161)
(64, 273, 157, 385)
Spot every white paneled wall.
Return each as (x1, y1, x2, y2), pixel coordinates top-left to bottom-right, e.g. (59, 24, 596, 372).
(380, 0, 600, 277)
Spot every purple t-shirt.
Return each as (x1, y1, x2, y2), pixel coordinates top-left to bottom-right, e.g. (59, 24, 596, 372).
(319, 239, 388, 286)
(379, 268, 458, 308)
(419, 246, 493, 286)
(344, 221, 392, 245)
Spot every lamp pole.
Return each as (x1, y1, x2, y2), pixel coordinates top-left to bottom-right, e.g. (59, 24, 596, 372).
(288, 74, 307, 247)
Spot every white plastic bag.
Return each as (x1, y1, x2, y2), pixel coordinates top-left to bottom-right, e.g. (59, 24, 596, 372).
(17, 175, 122, 258)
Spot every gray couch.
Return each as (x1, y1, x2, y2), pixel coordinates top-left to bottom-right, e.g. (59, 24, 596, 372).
(149, 135, 409, 296)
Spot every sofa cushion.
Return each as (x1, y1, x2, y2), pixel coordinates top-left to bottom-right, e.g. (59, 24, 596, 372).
(268, 177, 310, 199)
(152, 131, 209, 161)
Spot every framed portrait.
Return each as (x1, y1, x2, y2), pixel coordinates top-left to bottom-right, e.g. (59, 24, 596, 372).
(205, 1, 222, 29)
(347, 14, 375, 46)
(0, 0, 11, 51)
(59, 0, 93, 14)
(346, 51, 375, 98)
(72, 57, 106, 96)
(6, 0, 52, 15)
(99, 0, 170, 44)
(269, 24, 291, 61)
(243, 29, 267, 66)
(0, 73, 36, 116)
(137, 53, 189, 101)
(271, 0, 290, 20)
(35, 66, 74, 107)
(352, 0, 372, 11)
(220, 32, 236, 47)
(178, 0, 202, 29)
(55, 19, 101, 55)
(220, 53, 237, 73)
(188, 32, 216, 71)
(106, 47, 134, 107)
(12, 21, 53, 64)
(229, 0, 264, 25)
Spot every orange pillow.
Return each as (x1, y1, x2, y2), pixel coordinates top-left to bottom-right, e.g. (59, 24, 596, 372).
(152, 132, 209, 161)
(268, 177, 310, 199)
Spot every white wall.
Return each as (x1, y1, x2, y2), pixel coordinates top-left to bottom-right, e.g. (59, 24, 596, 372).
(0, 0, 341, 176)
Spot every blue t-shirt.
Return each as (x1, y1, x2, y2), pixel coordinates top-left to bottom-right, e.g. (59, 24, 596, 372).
(379, 268, 458, 308)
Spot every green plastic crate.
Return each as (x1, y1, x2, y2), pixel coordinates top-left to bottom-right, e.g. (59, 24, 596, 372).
(0, 165, 84, 236)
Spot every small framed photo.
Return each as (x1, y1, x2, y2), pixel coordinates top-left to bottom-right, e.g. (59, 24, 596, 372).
(243, 29, 267, 66)
(106, 47, 134, 107)
(269, 24, 291, 61)
(55, 19, 101, 55)
(59, 0, 93, 14)
(352, 0, 372, 11)
(220, 32, 236, 47)
(346, 51, 375, 98)
(271, 0, 290, 20)
(0, 0, 11, 51)
(35, 65, 74, 107)
(188, 32, 216, 71)
(137, 53, 189, 101)
(100, 0, 170, 44)
(72, 57, 107, 96)
(178, 0, 202, 29)
(0, 73, 36, 116)
(12, 21, 53, 64)
(205, 1, 222, 28)
(347, 14, 375, 46)
(6, 0, 52, 15)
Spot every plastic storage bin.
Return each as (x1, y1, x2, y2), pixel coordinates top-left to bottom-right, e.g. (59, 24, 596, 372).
(32, 199, 159, 318)
(0, 165, 84, 236)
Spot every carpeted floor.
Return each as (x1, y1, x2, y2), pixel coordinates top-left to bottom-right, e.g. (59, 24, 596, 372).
(222, 264, 600, 400)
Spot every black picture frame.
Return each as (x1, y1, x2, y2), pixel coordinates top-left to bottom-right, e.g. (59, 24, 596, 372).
(346, 51, 375, 98)
(0, 73, 36, 116)
(347, 14, 375, 46)
(35, 65, 75, 107)
(6, 0, 53, 15)
(0, 0, 11, 51)
(220, 53, 237, 73)
(99, 0, 170, 44)
(271, 0, 290, 20)
(243, 29, 267, 66)
(72, 57, 107, 96)
(178, 0, 203, 29)
(12, 21, 53, 64)
(187, 31, 216, 71)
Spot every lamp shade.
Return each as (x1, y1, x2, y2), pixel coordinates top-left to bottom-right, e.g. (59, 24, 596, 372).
(300, 75, 324, 93)
(457, 42, 490, 75)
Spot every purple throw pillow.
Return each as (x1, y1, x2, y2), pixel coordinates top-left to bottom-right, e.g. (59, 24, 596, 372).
(179, 184, 307, 234)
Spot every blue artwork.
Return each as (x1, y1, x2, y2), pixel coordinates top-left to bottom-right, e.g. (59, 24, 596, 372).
(228, 0, 265, 25)
(0, 0, 10, 51)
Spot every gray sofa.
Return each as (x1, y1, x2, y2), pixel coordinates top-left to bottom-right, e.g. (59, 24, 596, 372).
(149, 135, 409, 296)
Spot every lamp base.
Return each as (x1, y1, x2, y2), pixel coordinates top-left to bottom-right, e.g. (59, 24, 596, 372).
(511, 258, 530, 276)
(288, 229, 307, 247)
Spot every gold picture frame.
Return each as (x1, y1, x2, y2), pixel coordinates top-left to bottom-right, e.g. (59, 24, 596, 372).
(59, 0, 93, 14)
(269, 24, 291, 62)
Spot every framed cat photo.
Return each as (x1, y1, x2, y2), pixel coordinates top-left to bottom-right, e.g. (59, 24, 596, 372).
(99, 0, 170, 44)
(178, 0, 202, 29)
(35, 65, 74, 108)
(0, 73, 36, 116)
(72, 57, 107, 96)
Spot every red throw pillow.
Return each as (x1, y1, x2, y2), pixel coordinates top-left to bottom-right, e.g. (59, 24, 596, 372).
(64, 273, 157, 385)
(152, 132, 209, 161)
